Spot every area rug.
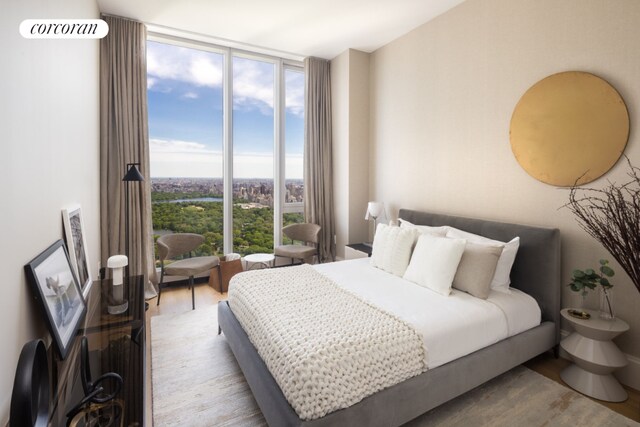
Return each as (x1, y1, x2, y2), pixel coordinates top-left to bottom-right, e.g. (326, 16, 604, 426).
(151, 305, 638, 427)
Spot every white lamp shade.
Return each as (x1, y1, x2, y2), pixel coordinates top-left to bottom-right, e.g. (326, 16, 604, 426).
(365, 202, 386, 220)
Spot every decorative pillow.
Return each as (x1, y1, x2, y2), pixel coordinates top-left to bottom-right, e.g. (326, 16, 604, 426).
(399, 218, 449, 237)
(446, 228, 520, 293)
(370, 223, 418, 277)
(452, 242, 503, 299)
(403, 234, 466, 296)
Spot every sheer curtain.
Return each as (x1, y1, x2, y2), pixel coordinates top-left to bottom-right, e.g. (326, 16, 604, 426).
(100, 15, 157, 296)
(304, 57, 335, 262)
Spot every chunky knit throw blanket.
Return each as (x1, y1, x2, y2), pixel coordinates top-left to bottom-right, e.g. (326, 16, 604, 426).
(228, 264, 426, 420)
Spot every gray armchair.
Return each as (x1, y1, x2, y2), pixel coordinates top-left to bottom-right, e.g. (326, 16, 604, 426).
(156, 233, 220, 310)
(274, 223, 321, 265)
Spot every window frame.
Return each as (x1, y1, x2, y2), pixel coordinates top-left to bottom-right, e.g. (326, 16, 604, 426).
(146, 32, 304, 254)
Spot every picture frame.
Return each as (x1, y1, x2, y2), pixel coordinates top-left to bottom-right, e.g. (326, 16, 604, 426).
(62, 205, 92, 296)
(24, 240, 87, 360)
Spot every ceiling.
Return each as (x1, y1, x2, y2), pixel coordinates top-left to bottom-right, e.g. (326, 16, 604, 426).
(97, 0, 465, 60)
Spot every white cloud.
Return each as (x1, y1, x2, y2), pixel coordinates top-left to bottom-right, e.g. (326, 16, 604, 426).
(285, 154, 303, 179)
(150, 138, 221, 177)
(190, 56, 222, 87)
(182, 91, 199, 99)
(149, 138, 302, 179)
(233, 57, 274, 115)
(150, 138, 217, 154)
(147, 41, 223, 88)
(151, 151, 223, 178)
(285, 70, 304, 117)
(147, 41, 305, 118)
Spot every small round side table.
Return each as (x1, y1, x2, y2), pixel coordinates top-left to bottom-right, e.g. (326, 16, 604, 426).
(560, 308, 629, 402)
(244, 253, 275, 270)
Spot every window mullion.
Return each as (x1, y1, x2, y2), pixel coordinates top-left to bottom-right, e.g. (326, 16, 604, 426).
(223, 50, 233, 254)
(274, 59, 285, 248)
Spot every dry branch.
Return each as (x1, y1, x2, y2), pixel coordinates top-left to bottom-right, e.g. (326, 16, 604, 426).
(563, 156, 640, 295)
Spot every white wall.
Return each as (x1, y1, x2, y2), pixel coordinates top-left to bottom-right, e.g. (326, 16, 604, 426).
(0, 0, 100, 422)
(332, 49, 370, 259)
(369, 0, 640, 387)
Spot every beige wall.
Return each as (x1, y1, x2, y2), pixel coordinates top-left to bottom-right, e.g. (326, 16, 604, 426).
(369, 0, 640, 386)
(332, 51, 350, 259)
(0, 0, 100, 422)
(332, 49, 371, 259)
(348, 50, 371, 246)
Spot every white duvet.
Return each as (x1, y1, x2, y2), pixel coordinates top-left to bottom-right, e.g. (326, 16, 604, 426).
(314, 258, 541, 369)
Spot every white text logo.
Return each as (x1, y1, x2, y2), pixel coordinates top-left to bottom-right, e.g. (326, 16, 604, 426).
(20, 19, 109, 39)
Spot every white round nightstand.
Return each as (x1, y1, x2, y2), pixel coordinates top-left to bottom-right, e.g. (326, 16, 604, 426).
(244, 253, 275, 270)
(560, 308, 629, 402)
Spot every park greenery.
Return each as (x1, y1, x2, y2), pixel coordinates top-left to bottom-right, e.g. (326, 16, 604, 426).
(151, 191, 219, 202)
(152, 192, 303, 258)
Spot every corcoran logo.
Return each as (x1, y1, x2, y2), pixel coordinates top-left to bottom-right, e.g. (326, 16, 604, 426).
(20, 19, 109, 39)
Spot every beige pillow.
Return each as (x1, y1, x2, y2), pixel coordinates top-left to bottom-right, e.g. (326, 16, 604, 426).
(446, 227, 519, 293)
(452, 242, 503, 299)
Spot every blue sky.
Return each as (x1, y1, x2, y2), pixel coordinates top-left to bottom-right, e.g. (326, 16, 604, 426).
(147, 40, 304, 179)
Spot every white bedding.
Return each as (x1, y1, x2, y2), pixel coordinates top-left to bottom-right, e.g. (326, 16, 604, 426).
(314, 258, 541, 369)
(228, 265, 425, 420)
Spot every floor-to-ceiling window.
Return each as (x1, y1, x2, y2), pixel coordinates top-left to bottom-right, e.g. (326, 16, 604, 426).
(147, 40, 224, 260)
(147, 37, 304, 257)
(232, 56, 275, 255)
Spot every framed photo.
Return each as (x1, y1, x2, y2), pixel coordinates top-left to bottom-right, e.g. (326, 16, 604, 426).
(62, 205, 92, 296)
(24, 240, 87, 360)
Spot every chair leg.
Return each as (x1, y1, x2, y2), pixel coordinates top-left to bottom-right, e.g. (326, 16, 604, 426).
(156, 270, 165, 306)
(189, 276, 195, 310)
(216, 265, 223, 293)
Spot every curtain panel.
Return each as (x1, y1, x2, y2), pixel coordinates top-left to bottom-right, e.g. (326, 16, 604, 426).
(304, 57, 335, 262)
(100, 15, 157, 296)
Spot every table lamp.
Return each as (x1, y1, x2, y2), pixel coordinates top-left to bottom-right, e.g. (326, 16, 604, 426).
(365, 202, 386, 244)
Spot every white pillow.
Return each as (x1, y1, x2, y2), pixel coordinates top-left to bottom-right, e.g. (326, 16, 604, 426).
(403, 234, 466, 296)
(445, 227, 520, 293)
(370, 223, 418, 277)
(399, 218, 449, 236)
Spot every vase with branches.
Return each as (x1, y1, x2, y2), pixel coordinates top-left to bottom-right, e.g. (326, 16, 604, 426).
(568, 259, 615, 319)
(564, 156, 640, 318)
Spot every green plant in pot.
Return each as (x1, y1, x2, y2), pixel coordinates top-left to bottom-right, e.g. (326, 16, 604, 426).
(568, 259, 615, 319)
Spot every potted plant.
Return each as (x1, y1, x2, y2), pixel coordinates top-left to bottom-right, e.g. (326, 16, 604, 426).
(568, 259, 615, 319)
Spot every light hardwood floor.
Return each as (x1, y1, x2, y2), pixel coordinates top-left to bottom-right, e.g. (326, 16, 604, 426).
(145, 281, 640, 424)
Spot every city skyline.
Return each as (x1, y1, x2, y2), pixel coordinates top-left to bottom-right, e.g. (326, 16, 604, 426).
(151, 177, 304, 206)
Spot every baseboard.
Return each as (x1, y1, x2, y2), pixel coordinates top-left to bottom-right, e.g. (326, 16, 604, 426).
(559, 328, 640, 391)
(617, 354, 640, 391)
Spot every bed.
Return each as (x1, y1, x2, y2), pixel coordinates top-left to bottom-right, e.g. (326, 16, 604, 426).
(218, 209, 561, 426)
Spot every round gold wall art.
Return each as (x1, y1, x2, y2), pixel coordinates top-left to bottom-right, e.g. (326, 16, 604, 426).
(510, 71, 629, 186)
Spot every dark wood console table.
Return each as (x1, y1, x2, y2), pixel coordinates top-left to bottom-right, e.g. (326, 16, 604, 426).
(49, 276, 145, 426)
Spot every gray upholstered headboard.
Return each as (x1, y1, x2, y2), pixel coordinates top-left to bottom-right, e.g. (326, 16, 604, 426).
(399, 209, 561, 343)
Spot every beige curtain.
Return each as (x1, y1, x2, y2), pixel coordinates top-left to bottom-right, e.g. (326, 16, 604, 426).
(100, 15, 157, 297)
(304, 57, 335, 262)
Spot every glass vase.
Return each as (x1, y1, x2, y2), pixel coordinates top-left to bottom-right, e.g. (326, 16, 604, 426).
(599, 287, 615, 320)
